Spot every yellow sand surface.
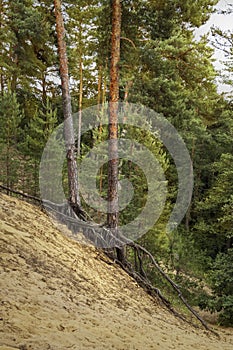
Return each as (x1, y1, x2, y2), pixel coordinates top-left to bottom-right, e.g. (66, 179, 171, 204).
(0, 193, 232, 349)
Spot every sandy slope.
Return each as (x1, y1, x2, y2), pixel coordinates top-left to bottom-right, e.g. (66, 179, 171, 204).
(0, 193, 232, 350)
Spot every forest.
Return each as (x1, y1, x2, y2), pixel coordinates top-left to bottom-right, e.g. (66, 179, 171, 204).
(0, 0, 232, 326)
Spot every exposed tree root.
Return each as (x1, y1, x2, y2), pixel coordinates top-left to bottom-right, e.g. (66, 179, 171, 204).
(126, 243, 219, 335)
(0, 184, 219, 336)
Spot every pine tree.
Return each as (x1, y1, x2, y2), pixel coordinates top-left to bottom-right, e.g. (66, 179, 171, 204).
(0, 87, 22, 190)
(0, 0, 57, 119)
(54, 0, 81, 209)
(23, 99, 58, 196)
(211, 26, 233, 98)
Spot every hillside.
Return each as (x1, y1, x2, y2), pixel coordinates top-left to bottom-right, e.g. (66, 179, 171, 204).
(0, 193, 233, 350)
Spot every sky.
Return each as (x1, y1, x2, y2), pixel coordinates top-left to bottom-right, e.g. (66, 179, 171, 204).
(195, 0, 233, 93)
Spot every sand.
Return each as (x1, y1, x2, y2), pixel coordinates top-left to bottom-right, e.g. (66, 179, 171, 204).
(0, 192, 232, 350)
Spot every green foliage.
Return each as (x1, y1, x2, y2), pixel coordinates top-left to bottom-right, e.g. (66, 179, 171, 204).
(0, 88, 22, 142)
(67, 0, 101, 107)
(0, 88, 23, 188)
(0, 0, 232, 326)
(25, 99, 58, 158)
(211, 26, 233, 95)
(23, 99, 58, 196)
(198, 249, 233, 326)
(80, 110, 169, 227)
(211, 249, 233, 297)
(192, 100, 233, 261)
(0, 0, 57, 121)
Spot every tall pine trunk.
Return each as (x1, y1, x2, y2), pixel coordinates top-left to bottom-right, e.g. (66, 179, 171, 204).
(108, 0, 124, 261)
(54, 0, 80, 208)
(77, 57, 83, 157)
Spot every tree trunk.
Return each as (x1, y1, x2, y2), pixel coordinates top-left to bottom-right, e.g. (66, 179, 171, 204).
(42, 73, 47, 105)
(97, 64, 102, 109)
(185, 138, 195, 231)
(54, 0, 80, 208)
(108, 0, 124, 261)
(77, 57, 83, 157)
(102, 61, 107, 106)
(0, 0, 5, 95)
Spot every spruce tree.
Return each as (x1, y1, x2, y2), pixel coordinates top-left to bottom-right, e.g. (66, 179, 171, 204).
(24, 99, 57, 196)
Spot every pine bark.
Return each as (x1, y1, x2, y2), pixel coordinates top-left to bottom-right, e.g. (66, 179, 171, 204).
(108, 0, 124, 261)
(77, 57, 83, 157)
(54, 0, 80, 207)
